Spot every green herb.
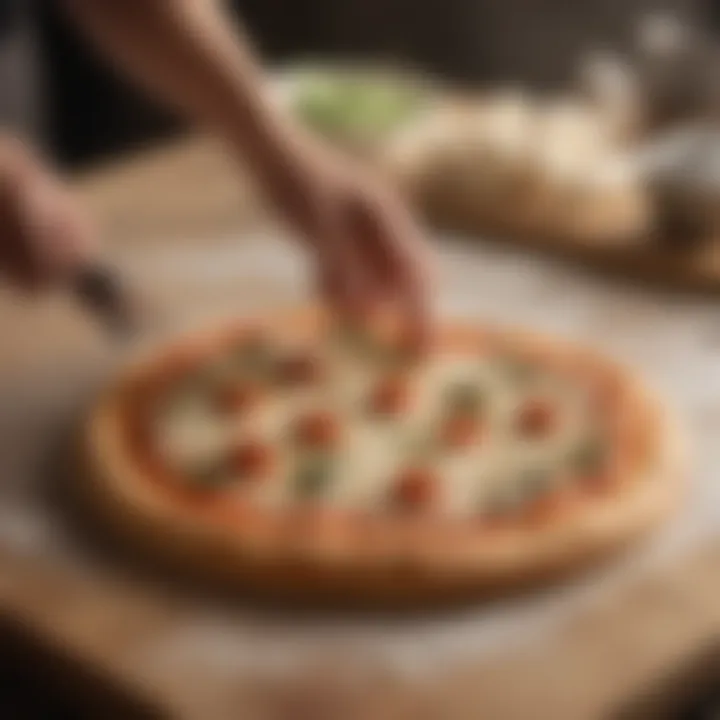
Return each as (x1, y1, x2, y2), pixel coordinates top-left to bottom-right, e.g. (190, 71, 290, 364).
(517, 468, 552, 500)
(445, 381, 484, 415)
(183, 457, 230, 489)
(231, 335, 274, 377)
(294, 456, 333, 499)
(481, 486, 520, 517)
(498, 355, 536, 384)
(570, 437, 606, 475)
(333, 320, 370, 352)
(402, 431, 438, 462)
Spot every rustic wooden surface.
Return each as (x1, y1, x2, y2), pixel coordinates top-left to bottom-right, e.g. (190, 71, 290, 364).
(0, 134, 719, 720)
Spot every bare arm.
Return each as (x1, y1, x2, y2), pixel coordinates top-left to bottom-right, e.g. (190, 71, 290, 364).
(63, 0, 431, 343)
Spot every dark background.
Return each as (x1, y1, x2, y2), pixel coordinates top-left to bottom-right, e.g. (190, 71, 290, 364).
(1, 0, 706, 169)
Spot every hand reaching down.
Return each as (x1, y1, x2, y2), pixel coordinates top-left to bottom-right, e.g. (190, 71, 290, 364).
(261, 135, 433, 348)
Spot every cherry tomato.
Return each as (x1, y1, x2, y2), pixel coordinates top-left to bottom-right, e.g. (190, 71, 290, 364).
(230, 441, 274, 480)
(370, 376, 410, 416)
(516, 399, 556, 438)
(295, 411, 341, 449)
(393, 467, 438, 510)
(214, 382, 261, 414)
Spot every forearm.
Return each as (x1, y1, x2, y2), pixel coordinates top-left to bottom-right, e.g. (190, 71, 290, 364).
(62, 1, 430, 338)
(63, 0, 294, 178)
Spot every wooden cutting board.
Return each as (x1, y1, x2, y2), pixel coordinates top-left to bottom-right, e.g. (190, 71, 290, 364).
(1, 136, 720, 720)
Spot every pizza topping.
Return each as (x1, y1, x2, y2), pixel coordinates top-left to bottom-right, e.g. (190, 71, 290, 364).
(393, 467, 438, 510)
(335, 315, 421, 367)
(294, 456, 333, 499)
(525, 489, 569, 525)
(498, 354, 537, 383)
(588, 373, 623, 412)
(294, 411, 342, 449)
(161, 352, 230, 402)
(277, 352, 323, 386)
(440, 413, 481, 448)
(437, 381, 485, 448)
(369, 375, 411, 416)
(577, 471, 615, 495)
(480, 467, 556, 521)
(445, 381, 484, 415)
(132, 320, 642, 532)
(516, 468, 554, 503)
(570, 436, 607, 476)
(573, 438, 614, 494)
(231, 330, 274, 376)
(401, 429, 438, 463)
(388, 330, 423, 366)
(333, 319, 375, 358)
(229, 440, 274, 481)
(481, 485, 522, 520)
(178, 455, 231, 489)
(213, 382, 262, 414)
(515, 398, 557, 439)
(160, 347, 209, 384)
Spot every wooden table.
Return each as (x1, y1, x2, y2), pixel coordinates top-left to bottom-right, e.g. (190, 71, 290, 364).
(1, 135, 720, 720)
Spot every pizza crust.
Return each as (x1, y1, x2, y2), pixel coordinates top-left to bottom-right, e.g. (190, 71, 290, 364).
(79, 309, 684, 607)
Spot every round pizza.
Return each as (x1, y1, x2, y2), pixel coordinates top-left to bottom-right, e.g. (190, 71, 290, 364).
(81, 308, 682, 606)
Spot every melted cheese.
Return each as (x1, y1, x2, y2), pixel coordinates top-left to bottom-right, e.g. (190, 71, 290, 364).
(152, 338, 606, 517)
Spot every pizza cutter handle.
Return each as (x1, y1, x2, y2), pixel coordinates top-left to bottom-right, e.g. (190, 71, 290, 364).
(72, 262, 137, 337)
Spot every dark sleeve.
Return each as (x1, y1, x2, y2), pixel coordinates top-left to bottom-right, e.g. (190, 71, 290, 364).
(702, 0, 720, 33)
(0, 0, 21, 42)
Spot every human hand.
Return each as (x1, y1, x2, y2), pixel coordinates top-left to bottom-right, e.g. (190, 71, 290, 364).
(260, 131, 433, 347)
(0, 136, 97, 291)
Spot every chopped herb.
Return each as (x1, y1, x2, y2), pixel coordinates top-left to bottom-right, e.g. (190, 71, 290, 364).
(333, 318, 418, 369)
(402, 431, 438, 462)
(498, 355, 536, 383)
(158, 377, 212, 421)
(231, 335, 274, 377)
(333, 321, 373, 355)
(517, 468, 552, 499)
(294, 456, 333, 499)
(196, 357, 236, 389)
(384, 338, 420, 369)
(571, 437, 606, 475)
(182, 457, 230, 489)
(482, 486, 521, 517)
(445, 381, 484, 415)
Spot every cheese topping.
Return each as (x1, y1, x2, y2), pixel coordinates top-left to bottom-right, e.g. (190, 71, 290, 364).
(149, 328, 613, 518)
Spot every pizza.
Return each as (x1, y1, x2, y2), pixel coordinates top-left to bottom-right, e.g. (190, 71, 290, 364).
(81, 308, 682, 606)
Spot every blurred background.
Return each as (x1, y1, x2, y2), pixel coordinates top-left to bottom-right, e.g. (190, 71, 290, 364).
(1, 0, 706, 168)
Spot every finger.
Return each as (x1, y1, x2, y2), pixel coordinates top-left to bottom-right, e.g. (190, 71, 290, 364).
(348, 190, 433, 348)
(397, 224, 434, 350)
(311, 194, 375, 321)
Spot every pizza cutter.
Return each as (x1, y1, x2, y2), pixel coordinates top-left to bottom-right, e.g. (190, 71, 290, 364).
(71, 262, 161, 340)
